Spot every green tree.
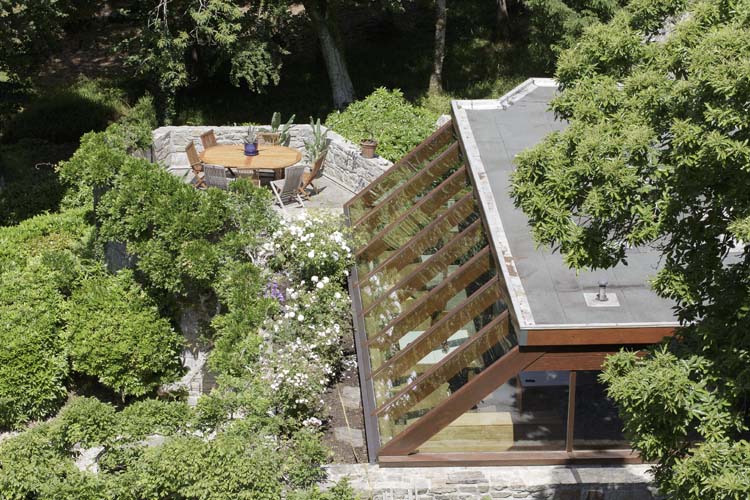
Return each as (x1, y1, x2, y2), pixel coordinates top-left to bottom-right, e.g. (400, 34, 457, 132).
(523, 0, 625, 72)
(0, 0, 99, 85)
(64, 270, 183, 400)
(124, 0, 288, 121)
(511, 0, 750, 496)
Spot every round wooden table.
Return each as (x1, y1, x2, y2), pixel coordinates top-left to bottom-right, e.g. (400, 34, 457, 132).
(200, 144, 302, 179)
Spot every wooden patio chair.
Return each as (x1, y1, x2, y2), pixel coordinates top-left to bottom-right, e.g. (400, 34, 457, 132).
(270, 165, 306, 211)
(185, 142, 206, 188)
(200, 130, 218, 149)
(299, 150, 327, 198)
(203, 164, 235, 190)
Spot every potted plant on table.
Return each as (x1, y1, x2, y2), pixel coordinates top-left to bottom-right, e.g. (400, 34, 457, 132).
(244, 125, 258, 156)
(360, 126, 378, 158)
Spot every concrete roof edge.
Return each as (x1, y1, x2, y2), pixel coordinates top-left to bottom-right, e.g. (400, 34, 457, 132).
(451, 78, 549, 330)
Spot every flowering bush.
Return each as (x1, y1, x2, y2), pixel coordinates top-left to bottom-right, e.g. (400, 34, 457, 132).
(261, 277, 351, 421)
(269, 214, 353, 285)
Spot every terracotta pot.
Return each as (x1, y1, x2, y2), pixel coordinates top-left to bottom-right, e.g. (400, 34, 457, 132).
(258, 132, 281, 145)
(360, 139, 378, 159)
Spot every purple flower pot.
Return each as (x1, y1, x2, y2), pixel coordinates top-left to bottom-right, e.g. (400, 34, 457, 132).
(244, 142, 259, 156)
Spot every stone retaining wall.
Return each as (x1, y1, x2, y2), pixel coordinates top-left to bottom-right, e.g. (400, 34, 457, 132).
(151, 125, 392, 192)
(324, 464, 659, 500)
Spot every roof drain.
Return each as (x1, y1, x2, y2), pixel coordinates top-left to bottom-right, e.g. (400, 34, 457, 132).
(597, 280, 609, 302)
(584, 278, 620, 307)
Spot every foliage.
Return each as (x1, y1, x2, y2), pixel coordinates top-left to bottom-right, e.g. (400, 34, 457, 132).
(0, 265, 70, 429)
(0, 80, 146, 225)
(283, 428, 331, 489)
(511, 0, 750, 496)
(208, 261, 278, 377)
(0, 209, 92, 429)
(287, 479, 358, 500)
(57, 94, 158, 208)
(269, 213, 353, 283)
(97, 158, 230, 294)
(0, 422, 105, 500)
(326, 87, 438, 161)
(64, 270, 183, 399)
(523, 0, 625, 72)
(2, 78, 125, 145)
(304, 117, 329, 163)
(0, 140, 75, 226)
(117, 399, 193, 440)
(56, 397, 118, 448)
(122, 0, 289, 121)
(113, 431, 283, 500)
(0, 0, 98, 85)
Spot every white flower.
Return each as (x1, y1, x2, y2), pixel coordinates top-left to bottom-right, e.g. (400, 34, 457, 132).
(311, 275, 319, 282)
(297, 314, 305, 321)
(334, 292, 342, 299)
(316, 282, 325, 289)
(307, 250, 315, 258)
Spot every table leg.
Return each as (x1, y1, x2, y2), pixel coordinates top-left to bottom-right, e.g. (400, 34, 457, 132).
(275, 168, 285, 180)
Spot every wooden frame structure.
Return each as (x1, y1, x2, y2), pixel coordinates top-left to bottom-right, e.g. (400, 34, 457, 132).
(344, 116, 676, 466)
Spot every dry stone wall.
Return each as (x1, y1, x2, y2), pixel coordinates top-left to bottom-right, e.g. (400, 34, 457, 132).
(151, 125, 392, 192)
(324, 464, 659, 500)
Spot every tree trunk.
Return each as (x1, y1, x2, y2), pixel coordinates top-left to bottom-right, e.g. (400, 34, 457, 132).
(429, 0, 447, 95)
(304, 0, 355, 109)
(495, 0, 510, 40)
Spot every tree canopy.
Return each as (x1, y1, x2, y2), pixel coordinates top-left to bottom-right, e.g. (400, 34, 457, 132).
(511, 0, 750, 496)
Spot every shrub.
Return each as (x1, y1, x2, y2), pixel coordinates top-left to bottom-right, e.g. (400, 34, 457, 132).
(64, 270, 184, 400)
(58, 95, 157, 210)
(0, 266, 69, 428)
(283, 428, 331, 489)
(114, 433, 284, 500)
(0, 423, 105, 500)
(2, 78, 125, 145)
(0, 210, 90, 429)
(325, 88, 437, 162)
(524, 0, 623, 73)
(269, 214, 353, 284)
(117, 400, 193, 440)
(96, 158, 232, 294)
(208, 261, 278, 377)
(57, 397, 118, 448)
(0, 140, 76, 225)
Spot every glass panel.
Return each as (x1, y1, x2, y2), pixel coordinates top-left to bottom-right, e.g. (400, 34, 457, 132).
(356, 193, 477, 285)
(365, 246, 492, 347)
(417, 370, 570, 453)
(356, 166, 468, 261)
(375, 300, 514, 444)
(361, 227, 486, 335)
(354, 145, 462, 239)
(347, 126, 455, 221)
(573, 370, 628, 450)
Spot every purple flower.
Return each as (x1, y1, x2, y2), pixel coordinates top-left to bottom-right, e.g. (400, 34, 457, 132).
(265, 280, 285, 304)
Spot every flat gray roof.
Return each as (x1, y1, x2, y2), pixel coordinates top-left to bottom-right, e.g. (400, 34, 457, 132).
(452, 80, 678, 331)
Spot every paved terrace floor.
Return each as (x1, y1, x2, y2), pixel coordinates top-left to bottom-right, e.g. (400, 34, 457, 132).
(275, 174, 354, 216)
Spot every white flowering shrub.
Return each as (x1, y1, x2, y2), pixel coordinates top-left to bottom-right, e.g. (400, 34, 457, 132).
(270, 214, 353, 285)
(261, 338, 331, 420)
(261, 276, 351, 420)
(206, 212, 354, 426)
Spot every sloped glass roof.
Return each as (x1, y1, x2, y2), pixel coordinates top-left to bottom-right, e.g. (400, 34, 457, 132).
(346, 122, 517, 450)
